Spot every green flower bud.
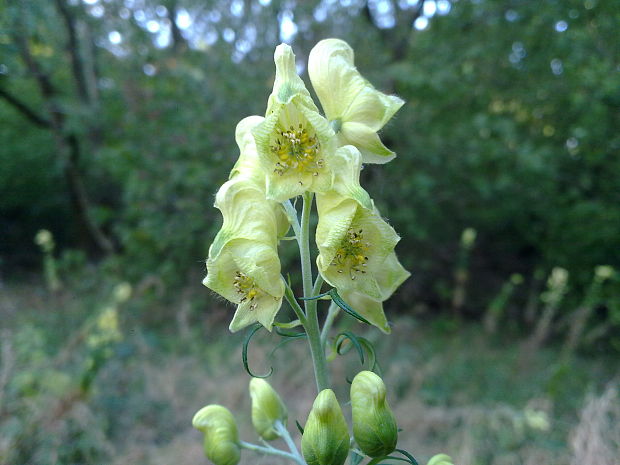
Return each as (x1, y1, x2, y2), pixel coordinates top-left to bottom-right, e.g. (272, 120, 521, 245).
(427, 453, 455, 465)
(351, 371, 397, 457)
(301, 389, 350, 465)
(249, 378, 288, 440)
(192, 405, 241, 465)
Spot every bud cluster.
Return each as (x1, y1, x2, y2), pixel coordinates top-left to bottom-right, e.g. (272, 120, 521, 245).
(192, 371, 402, 465)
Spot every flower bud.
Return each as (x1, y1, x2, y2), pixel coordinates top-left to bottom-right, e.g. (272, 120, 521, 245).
(192, 405, 241, 465)
(427, 453, 455, 465)
(301, 389, 350, 465)
(249, 378, 288, 440)
(350, 371, 397, 457)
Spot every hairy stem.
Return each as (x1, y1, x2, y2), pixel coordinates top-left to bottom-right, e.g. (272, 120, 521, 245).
(299, 192, 330, 392)
(239, 440, 306, 465)
(320, 302, 339, 349)
(275, 420, 305, 463)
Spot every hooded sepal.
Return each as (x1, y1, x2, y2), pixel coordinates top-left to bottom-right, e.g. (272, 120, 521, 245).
(308, 38, 404, 164)
(210, 177, 282, 259)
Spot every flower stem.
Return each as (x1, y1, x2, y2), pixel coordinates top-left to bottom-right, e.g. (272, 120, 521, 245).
(239, 440, 306, 465)
(299, 192, 330, 392)
(320, 301, 339, 349)
(275, 420, 305, 463)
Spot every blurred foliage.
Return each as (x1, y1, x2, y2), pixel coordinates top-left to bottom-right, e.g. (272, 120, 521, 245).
(0, 0, 619, 345)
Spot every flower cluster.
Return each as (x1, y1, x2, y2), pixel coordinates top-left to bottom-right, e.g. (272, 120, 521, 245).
(204, 39, 409, 333)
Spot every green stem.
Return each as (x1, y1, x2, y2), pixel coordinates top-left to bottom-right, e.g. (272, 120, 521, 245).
(239, 440, 306, 465)
(299, 192, 330, 392)
(283, 277, 307, 326)
(274, 420, 305, 463)
(283, 199, 301, 238)
(320, 301, 339, 349)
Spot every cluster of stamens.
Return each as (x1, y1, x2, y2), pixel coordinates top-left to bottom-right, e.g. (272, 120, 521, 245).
(233, 271, 260, 310)
(271, 124, 324, 179)
(331, 228, 370, 280)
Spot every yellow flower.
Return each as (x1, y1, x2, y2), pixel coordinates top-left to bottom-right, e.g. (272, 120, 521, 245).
(308, 38, 404, 164)
(316, 195, 409, 295)
(315, 193, 409, 332)
(252, 44, 337, 201)
(204, 177, 285, 332)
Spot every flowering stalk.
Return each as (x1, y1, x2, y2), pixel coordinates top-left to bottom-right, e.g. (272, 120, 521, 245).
(192, 38, 452, 465)
(298, 192, 331, 392)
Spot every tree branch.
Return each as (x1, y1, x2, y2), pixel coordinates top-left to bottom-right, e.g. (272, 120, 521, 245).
(53, 0, 89, 103)
(0, 87, 51, 128)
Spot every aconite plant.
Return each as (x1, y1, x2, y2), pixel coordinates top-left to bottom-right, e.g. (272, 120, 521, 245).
(193, 39, 455, 465)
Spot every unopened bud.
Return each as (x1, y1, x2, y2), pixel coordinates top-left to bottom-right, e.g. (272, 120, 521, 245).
(192, 405, 241, 465)
(351, 371, 397, 457)
(34, 229, 54, 252)
(301, 389, 349, 465)
(460, 228, 477, 249)
(595, 265, 614, 281)
(427, 453, 455, 465)
(249, 378, 288, 440)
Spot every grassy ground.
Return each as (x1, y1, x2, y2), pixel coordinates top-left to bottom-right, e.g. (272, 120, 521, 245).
(0, 276, 618, 465)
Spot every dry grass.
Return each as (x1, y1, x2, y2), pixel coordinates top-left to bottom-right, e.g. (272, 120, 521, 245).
(569, 383, 619, 465)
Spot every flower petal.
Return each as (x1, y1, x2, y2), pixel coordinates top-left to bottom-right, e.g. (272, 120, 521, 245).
(210, 178, 280, 258)
(376, 252, 411, 300)
(340, 290, 391, 334)
(308, 39, 363, 121)
(308, 38, 404, 164)
(271, 44, 317, 109)
(229, 292, 283, 332)
(339, 122, 395, 164)
(331, 145, 372, 210)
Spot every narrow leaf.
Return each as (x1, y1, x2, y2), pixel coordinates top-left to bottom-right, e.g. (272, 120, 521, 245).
(273, 319, 302, 329)
(299, 290, 332, 301)
(269, 333, 307, 358)
(328, 289, 372, 325)
(242, 324, 273, 378)
(358, 336, 380, 373)
(336, 331, 365, 365)
(295, 420, 304, 435)
(395, 448, 420, 465)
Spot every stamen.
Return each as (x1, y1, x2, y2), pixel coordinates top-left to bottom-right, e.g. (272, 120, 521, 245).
(331, 228, 371, 279)
(270, 124, 323, 176)
(233, 271, 261, 307)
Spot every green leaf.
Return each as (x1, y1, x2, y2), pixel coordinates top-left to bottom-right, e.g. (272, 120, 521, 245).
(328, 289, 373, 325)
(395, 448, 420, 465)
(336, 331, 365, 365)
(273, 319, 302, 329)
(357, 336, 380, 374)
(295, 420, 304, 435)
(269, 333, 307, 359)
